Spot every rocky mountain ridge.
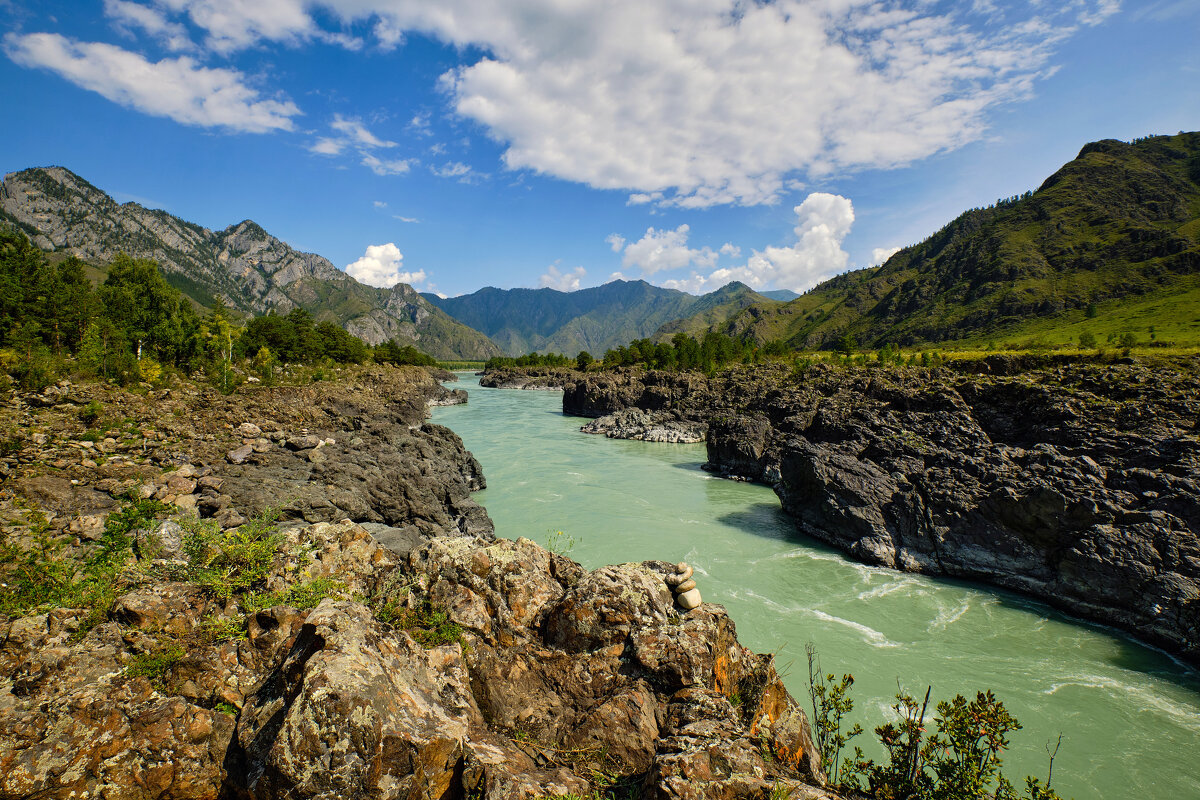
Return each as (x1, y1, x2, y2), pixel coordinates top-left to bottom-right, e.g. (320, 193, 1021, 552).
(557, 358, 1200, 665)
(426, 280, 773, 357)
(0, 167, 501, 360)
(0, 365, 830, 800)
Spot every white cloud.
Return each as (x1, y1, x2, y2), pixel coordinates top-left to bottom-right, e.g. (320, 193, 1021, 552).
(605, 233, 625, 253)
(642, 192, 856, 294)
(3, 32, 299, 133)
(538, 264, 586, 292)
(392, 215, 419, 223)
(871, 246, 902, 266)
(309, 137, 344, 155)
(155, 0, 317, 54)
(373, 200, 387, 208)
(408, 112, 432, 136)
(78, 1, 1118, 206)
(720, 242, 741, 258)
(619, 224, 716, 276)
(431, 161, 479, 181)
(361, 153, 414, 175)
(104, 0, 194, 51)
(422, 0, 1115, 206)
(331, 114, 395, 148)
(344, 242, 427, 288)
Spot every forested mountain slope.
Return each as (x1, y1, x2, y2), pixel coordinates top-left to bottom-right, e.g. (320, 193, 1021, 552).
(0, 167, 500, 359)
(692, 132, 1200, 349)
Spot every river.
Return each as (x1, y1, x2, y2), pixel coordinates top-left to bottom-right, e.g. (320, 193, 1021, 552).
(433, 374, 1200, 799)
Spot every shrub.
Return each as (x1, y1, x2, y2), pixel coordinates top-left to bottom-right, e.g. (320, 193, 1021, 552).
(245, 576, 348, 613)
(79, 400, 104, 426)
(806, 645, 1069, 799)
(181, 507, 283, 600)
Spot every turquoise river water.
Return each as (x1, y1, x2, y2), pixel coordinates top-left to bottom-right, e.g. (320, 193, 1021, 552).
(433, 374, 1200, 799)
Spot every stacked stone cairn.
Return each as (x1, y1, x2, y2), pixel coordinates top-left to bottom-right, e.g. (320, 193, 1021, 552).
(666, 562, 702, 610)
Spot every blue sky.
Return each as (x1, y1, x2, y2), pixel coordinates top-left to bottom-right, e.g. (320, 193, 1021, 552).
(1, 0, 1197, 298)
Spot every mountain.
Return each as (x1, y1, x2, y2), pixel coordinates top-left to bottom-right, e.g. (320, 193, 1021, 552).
(0, 167, 501, 360)
(760, 289, 800, 301)
(651, 282, 779, 340)
(697, 132, 1200, 349)
(425, 279, 775, 356)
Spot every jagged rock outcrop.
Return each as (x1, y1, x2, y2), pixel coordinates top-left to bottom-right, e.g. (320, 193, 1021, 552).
(0, 167, 502, 359)
(479, 367, 578, 390)
(581, 408, 707, 443)
(560, 358, 1200, 665)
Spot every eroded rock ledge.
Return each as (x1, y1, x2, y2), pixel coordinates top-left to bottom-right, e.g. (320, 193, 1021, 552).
(479, 367, 577, 390)
(0, 365, 832, 800)
(561, 358, 1200, 665)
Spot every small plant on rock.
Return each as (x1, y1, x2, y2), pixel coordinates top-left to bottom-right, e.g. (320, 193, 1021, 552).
(181, 507, 283, 600)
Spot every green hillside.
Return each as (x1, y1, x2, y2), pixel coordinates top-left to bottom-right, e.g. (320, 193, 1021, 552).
(652, 282, 779, 340)
(697, 132, 1200, 350)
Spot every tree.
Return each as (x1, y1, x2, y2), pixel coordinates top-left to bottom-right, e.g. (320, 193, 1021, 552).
(200, 300, 240, 393)
(99, 253, 198, 365)
(575, 350, 594, 371)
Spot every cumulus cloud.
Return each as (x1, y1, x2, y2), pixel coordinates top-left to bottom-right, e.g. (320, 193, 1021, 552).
(104, 0, 193, 51)
(618, 225, 717, 276)
(639, 193, 856, 294)
(3, 32, 299, 133)
(872, 246, 902, 266)
(538, 264, 586, 292)
(156, 0, 317, 53)
(70, 1, 1119, 205)
(605, 233, 625, 253)
(344, 242, 427, 288)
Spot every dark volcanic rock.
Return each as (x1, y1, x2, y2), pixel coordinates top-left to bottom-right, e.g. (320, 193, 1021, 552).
(479, 366, 579, 390)
(561, 359, 1200, 664)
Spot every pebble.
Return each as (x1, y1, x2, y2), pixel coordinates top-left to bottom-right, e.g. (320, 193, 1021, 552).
(676, 588, 702, 611)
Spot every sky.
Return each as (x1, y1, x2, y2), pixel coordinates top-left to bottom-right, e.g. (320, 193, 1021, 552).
(1, 1, 1197, 299)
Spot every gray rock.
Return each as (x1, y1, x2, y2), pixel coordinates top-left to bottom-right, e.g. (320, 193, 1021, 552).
(226, 443, 253, 464)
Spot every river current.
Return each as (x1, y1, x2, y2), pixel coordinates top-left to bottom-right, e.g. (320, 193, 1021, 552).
(433, 374, 1200, 799)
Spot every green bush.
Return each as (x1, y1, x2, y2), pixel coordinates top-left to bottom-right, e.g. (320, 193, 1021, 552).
(375, 599, 467, 649)
(181, 508, 283, 600)
(245, 576, 348, 613)
(807, 646, 1069, 799)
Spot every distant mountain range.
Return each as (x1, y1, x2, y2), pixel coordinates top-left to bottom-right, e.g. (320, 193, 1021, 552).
(424, 280, 772, 356)
(0, 167, 501, 360)
(684, 132, 1200, 349)
(8, 131, 1194, 362)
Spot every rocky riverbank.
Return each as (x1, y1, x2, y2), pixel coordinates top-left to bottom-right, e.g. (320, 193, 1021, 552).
(0, 365, 831, 800)
(561, 357, 1200, 665)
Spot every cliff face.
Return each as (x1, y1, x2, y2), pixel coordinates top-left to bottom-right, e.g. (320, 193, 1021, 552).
(561, 358, 1200, 664)
(0, 367, 827, 800)
(0, 167, 502, 359)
